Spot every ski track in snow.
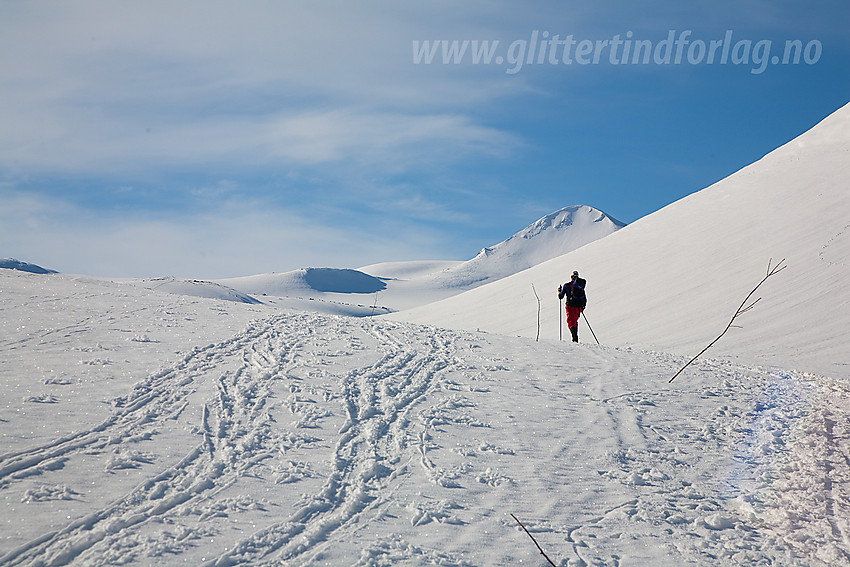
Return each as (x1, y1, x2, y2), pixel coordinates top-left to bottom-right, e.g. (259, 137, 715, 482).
(2, 310, 850, 565)
(0, 313, 478, 566)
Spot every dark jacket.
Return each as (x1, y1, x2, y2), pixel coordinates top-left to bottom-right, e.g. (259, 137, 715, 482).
(559, 277, 587, 308)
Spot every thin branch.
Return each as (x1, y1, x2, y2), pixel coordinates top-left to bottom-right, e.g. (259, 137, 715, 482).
(369, 291, 379, 319)
(669, 258, 786, 383)
(511, 514, 557, 567)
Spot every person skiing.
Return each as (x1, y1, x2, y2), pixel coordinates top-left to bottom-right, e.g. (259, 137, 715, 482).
(558, 270, 587, 342)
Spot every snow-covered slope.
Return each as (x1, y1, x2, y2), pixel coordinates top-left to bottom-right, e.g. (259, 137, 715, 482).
(392, 103, 850, 379)
(3, 268, 850, 565)
(357, 260, 463, 280)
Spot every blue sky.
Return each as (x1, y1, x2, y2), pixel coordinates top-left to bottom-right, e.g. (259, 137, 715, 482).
(1, 1, 848, 278)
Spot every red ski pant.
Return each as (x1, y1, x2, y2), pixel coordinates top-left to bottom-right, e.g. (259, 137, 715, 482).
(566, 305, 583, 329)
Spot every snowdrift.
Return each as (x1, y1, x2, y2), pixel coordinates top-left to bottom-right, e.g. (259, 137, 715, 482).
(392, 102, 850, 379)
(132, 277, 263, 304)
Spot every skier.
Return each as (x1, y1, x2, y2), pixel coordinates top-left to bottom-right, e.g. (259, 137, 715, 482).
(558, 271, 587, 342)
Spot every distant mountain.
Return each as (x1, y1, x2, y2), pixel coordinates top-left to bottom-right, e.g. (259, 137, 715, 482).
(0, 258, 58, 274)
(432, 205, 624, 288)
(215, 205, 623, 313)
(392, 102, 850, 379)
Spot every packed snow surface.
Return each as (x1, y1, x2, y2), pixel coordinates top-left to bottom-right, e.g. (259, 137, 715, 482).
(2, 270, 850, 566)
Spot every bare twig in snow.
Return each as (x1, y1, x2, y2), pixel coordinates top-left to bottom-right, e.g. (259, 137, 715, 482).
(511, 514, 557, 567)
(369, 291, 379, 319)
(669, 258, 787, 383)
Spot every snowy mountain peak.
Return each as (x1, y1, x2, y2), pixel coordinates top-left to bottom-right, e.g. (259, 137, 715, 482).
(501, 204, 623, 245)
(538, 203, 618, 229)
(447, 204, 624, 288)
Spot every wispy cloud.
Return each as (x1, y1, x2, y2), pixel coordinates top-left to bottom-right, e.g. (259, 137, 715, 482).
(0, 1, 523, 177)
(0, 188, 460, 278)
(265, 108, 518, 167)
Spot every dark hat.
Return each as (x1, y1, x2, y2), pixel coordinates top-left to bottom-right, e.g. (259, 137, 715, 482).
(572, 270, 579, 277)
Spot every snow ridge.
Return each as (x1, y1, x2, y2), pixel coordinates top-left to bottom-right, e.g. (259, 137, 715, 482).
(136, 277, 263, 304)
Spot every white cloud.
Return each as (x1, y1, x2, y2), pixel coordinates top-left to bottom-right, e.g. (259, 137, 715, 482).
(0, 1, 527, 178)
(265, 108, 517, 167)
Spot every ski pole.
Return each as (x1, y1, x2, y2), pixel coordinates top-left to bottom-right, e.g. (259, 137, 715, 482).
(559, 297, 563, 341)
(582, 311, 600, 345)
